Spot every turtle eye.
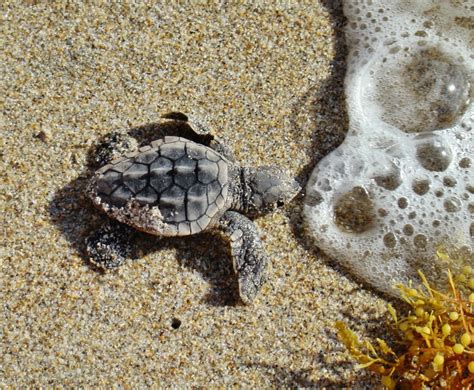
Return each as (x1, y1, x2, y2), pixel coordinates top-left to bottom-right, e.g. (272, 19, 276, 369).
(277, 200, 284, 208)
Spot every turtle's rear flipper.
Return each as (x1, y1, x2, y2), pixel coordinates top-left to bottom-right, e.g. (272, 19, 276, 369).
(92, 132, 139, 167)
(85, 221, 137, 269)
(219, 211, 268, 304)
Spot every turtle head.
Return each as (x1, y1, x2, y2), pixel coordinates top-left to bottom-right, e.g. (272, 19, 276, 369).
(245, 166, 301, 214)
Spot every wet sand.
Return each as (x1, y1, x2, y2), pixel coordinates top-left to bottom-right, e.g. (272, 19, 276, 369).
(1, 2, 387, 387)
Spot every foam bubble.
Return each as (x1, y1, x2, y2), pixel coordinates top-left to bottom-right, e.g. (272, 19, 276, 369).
(304, 0, 473, 296)
(415, 136, 453, 172)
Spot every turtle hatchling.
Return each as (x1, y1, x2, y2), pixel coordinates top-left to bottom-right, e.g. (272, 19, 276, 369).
(86, 113, 300, 303)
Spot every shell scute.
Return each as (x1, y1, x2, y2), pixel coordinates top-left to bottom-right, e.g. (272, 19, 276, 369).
(198, 159, 219, 184)
(97, 170, 122, 195)
(207, 181, 222, 204)
(174, 156, 197, 189)
(187, 183, 209, 221)
(187, 142, 207, 160)
(135, 150, 158, 164)
(178, 222, 191, 235)
(205, 203, 219, 218)
(150, 157, 173, 193)
(135, 187, 158, 205)
(112, 160, 134, 173)
(196, 215, 211, 230)
(159, 185, 186, 222)
(123, 163, 148, 194)
(160, 142, 186, 160)
(110, 185, 133, 206)
(206, 149, 221, 162)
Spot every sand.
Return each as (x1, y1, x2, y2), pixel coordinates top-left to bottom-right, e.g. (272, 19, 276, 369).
(1, 2, 388, 387)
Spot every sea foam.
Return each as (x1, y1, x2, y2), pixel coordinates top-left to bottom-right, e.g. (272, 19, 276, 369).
(304, 0, 473, 295)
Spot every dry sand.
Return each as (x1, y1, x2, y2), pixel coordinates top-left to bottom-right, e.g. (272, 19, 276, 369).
(2, 2, 388, 387)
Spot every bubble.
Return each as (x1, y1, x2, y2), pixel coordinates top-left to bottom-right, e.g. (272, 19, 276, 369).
(318, 178, 332, 191)
(443, 196, 461, 212)
(374, 48, 471, 133)
(459, 157, 471, 168)
(305, 191, 323, 207)
(403, 224, 414, 236)
(414, 234, 428, 249)
(415, 139, 452, 171)
(412, 178, 431, 195)
(383, 232, 397, 248)
(373, 168, 402, 190)
(398, 197, 408, 209)
(443, 176, 457, 187)
(333, 186, 375, 233)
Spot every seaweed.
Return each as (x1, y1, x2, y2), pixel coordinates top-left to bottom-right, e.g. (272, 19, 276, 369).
(336, 251, 474, 389)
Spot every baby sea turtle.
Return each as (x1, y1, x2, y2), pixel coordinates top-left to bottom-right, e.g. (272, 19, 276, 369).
(86, 113, 299, 304)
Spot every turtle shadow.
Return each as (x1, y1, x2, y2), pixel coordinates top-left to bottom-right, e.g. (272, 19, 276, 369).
(134, 230, 240, 307)
(48, 121, 241, 306)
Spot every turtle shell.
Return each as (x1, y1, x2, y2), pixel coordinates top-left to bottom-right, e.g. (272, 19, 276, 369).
(93, 136, 229, 235)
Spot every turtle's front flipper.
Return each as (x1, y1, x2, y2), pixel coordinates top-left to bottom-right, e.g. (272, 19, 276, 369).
(161, 112, 236, 162)
(219, 211, 268, 304)
(85, 221, 137, 269)
(161, 111, 213, 145)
